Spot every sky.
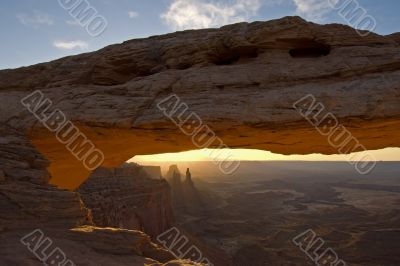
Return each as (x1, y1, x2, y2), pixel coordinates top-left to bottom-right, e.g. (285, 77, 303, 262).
(133, 148, 400, 162)
(1, 0, 399, 161)
(1, 0, 400, 70)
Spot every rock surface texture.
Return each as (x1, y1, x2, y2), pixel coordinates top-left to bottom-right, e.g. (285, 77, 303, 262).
(0, 226, 179, 266)
(0, 126, 196, 265)
(0, 16, 399, 265)
(77, 164, 174, 238)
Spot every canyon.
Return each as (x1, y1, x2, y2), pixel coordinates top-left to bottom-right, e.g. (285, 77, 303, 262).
(77, 163, 174, 238)
(170, 161, 400, 266)
(0, 16, 399, 265)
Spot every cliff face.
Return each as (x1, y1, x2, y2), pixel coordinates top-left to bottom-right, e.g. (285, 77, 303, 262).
(77, 164, 174, 238)
(0, 126, 91, 230)
(0, 126, 193, 265)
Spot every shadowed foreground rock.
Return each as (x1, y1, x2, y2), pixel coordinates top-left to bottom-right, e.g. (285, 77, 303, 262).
(0, 226, 178, 265)
(0, 16, 399, 265)
(0, 127, 190, 265)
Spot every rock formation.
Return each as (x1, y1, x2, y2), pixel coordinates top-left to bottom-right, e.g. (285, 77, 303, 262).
(0, 126, 200, 265)
(0, 126, 91, 229)
(184, 168, 194, 187)
(77, 164, 174, 238)
(167, 166, 205, 214)
(167, 165, 185, 210)
(182, 168, 205, 214)
(0, 16, 399, 265)
(142, 165, 163, 179)
(0, 16, 399, 189)
(166, 165, 181, 180)
(0, 225, 185, 266)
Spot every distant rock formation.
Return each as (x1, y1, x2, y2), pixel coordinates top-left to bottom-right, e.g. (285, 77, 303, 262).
(123, 162, 162, 179)
(77, 163, 174, 238)
(167, 165, 205, 214)
(166, 165, 185, 210)
(185, 168, 194, 187)
(142, 165, 163, 179)
(182, 168, 205, 214)
(166, 165, 181, 179)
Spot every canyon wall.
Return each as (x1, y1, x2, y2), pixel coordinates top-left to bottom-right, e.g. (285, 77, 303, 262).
(77, 164, 174, 238)
(0, 126, 188, 265)
(0, 126, 91, 230)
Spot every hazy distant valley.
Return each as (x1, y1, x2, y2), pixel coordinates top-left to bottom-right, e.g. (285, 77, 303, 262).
(143, 161, 400, 266)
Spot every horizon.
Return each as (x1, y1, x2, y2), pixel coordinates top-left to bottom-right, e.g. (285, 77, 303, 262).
(134, 160, 400, 163)
(132, 147, 400, 163)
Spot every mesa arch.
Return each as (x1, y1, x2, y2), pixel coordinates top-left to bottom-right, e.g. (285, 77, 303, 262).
(1, 16, 400, 191)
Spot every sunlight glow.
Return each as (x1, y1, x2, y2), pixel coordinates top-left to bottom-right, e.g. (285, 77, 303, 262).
(132, 147, 400, 162)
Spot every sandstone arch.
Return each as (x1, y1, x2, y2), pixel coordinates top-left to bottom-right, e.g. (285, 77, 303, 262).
(0, 16, 399, 232)
(1, 17, 399, 191)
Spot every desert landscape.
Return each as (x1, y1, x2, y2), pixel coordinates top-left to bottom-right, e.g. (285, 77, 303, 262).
(160, 161, 400, 266)
(1, 0, 400, 265)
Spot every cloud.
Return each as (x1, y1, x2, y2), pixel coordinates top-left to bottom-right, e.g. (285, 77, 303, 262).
(128, 11, 139, 18)
(161, 0, 262, 30)
(66, 20, 81, 26)
(53, 40, 89, 50)
(291, 0, 333, 21)
(17, 11, 54, 27)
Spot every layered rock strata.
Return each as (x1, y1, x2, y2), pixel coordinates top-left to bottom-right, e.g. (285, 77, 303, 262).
(0, 126, 200, 265)
(77, 164, 174, 238)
